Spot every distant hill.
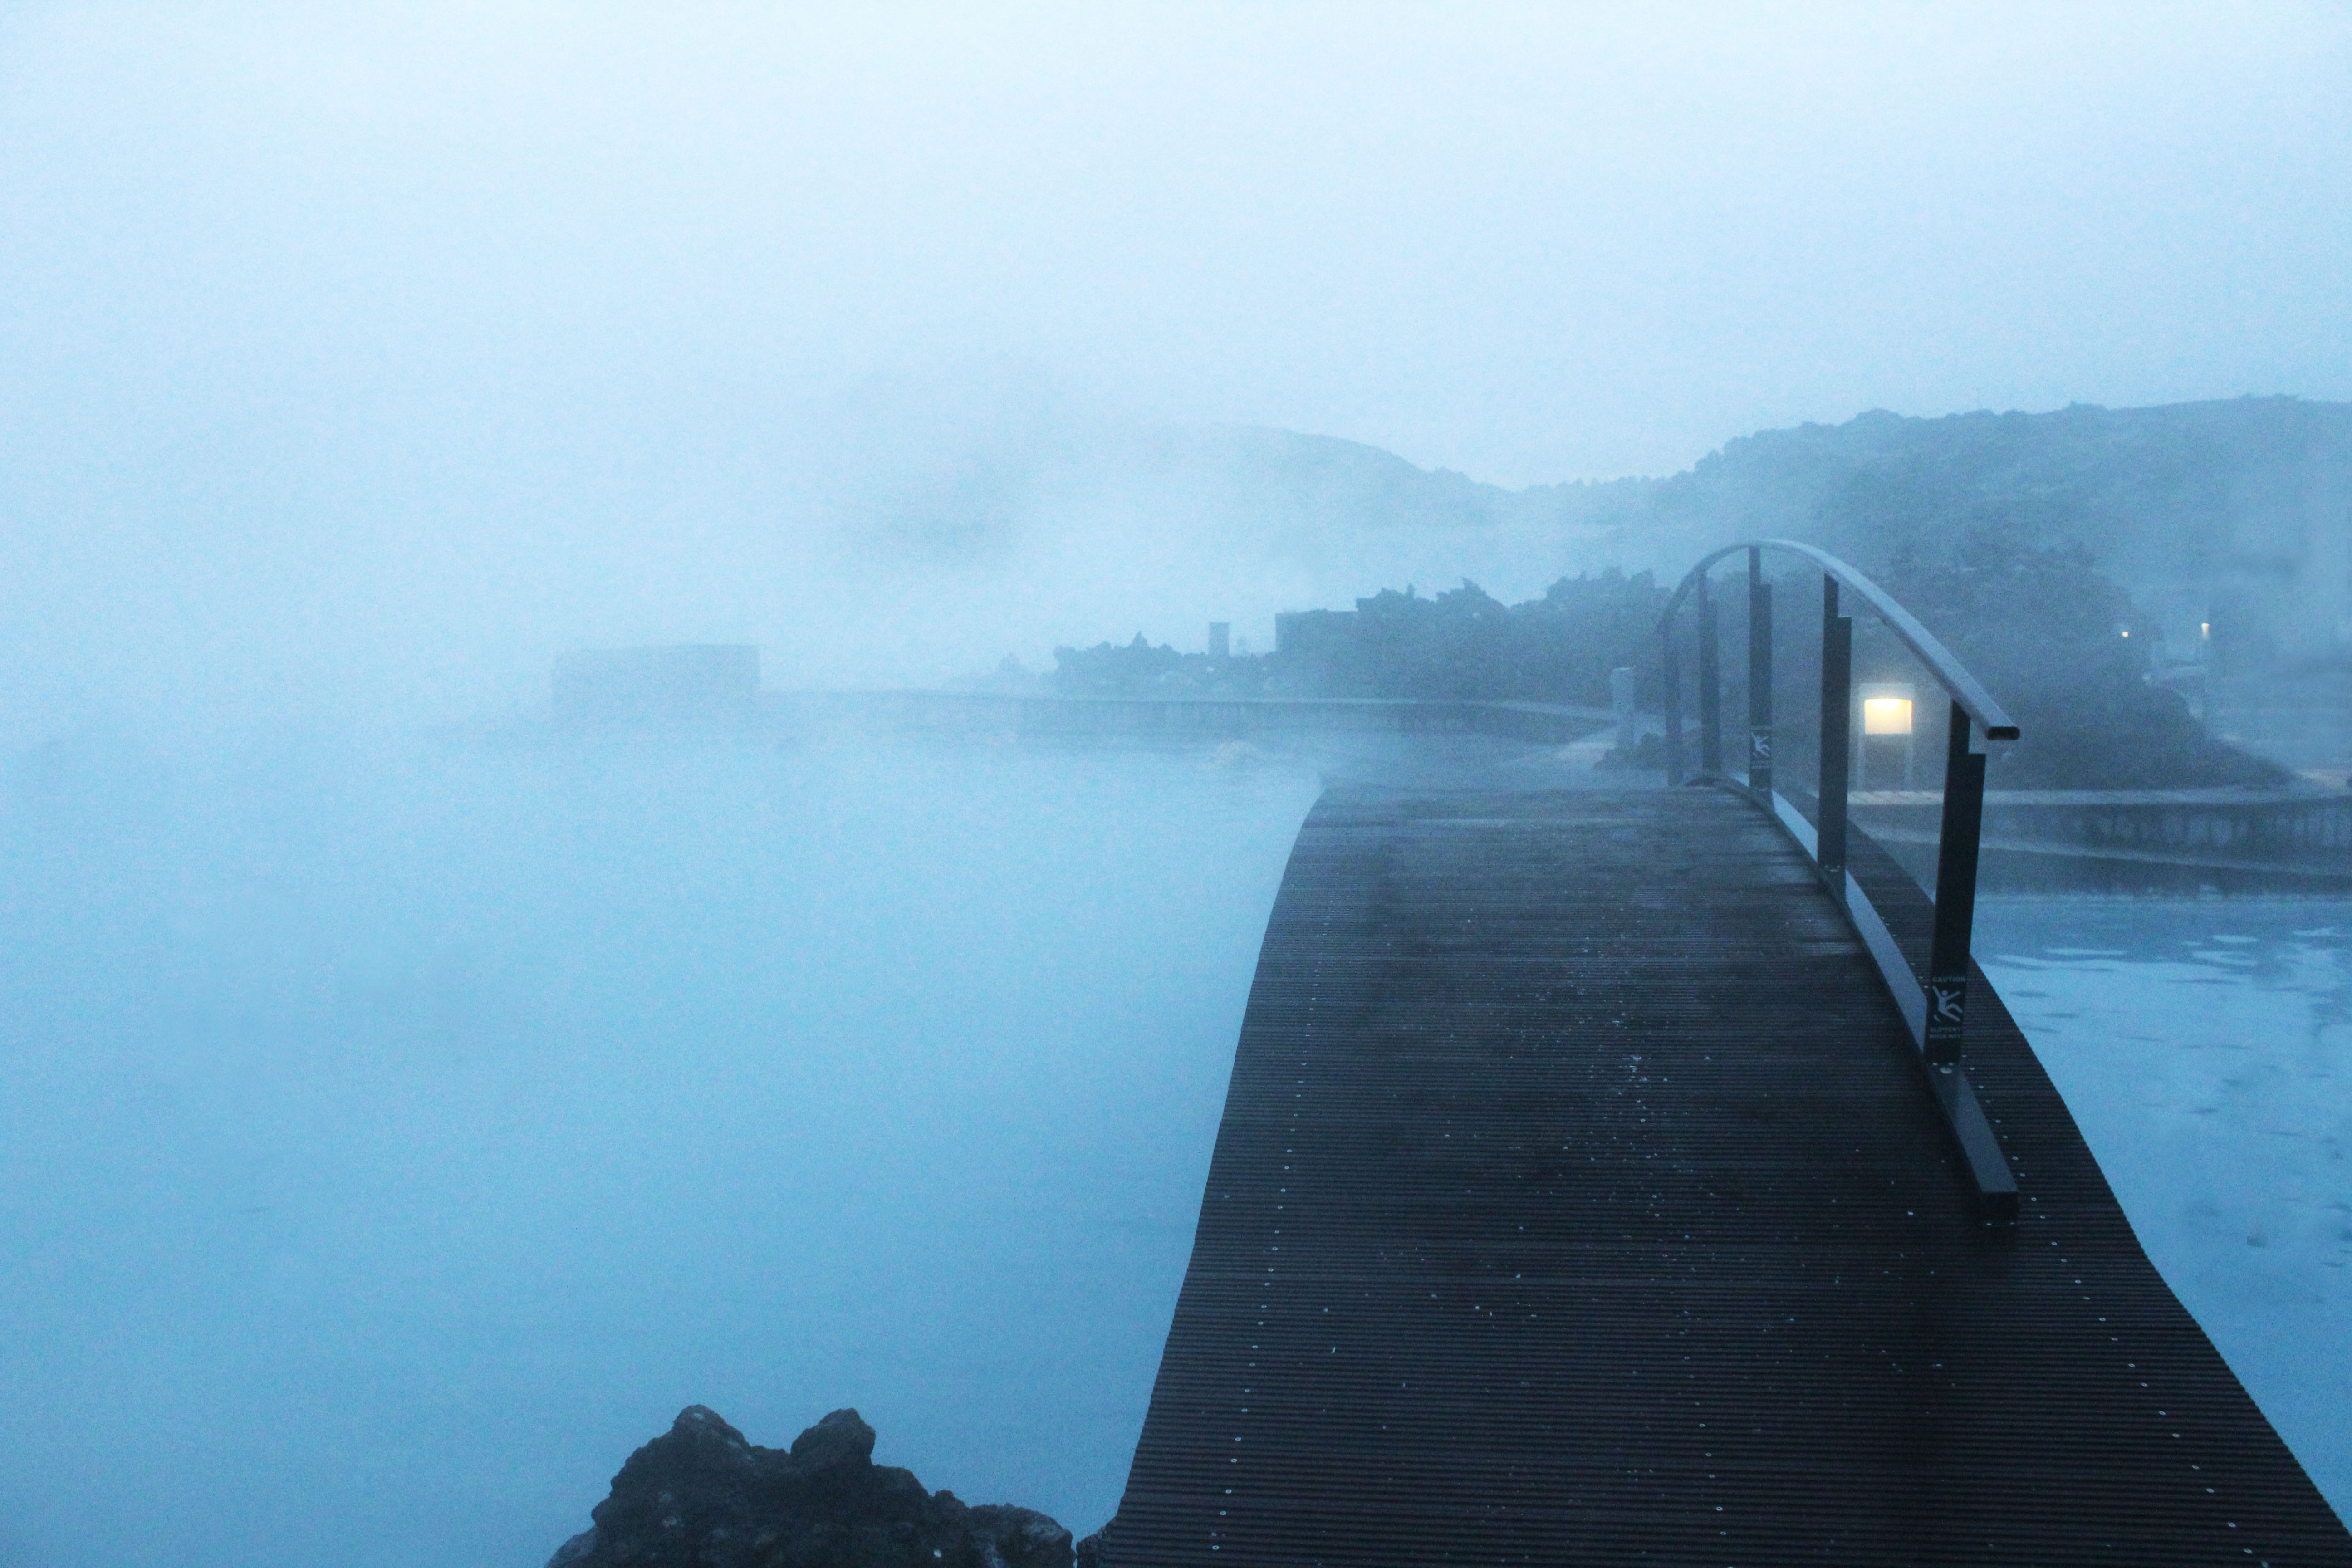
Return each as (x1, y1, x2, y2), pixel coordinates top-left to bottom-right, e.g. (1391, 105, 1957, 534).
(807, 388, 2349, 693)
(810, 412, 1632, 668)
(910, 396, 2348, 668)
(936, 395, 2347, 785)
(1511, 397, 2352, 669)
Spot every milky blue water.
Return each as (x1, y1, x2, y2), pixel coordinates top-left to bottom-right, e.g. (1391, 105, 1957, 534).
(1977, 899, 2352, 1520)
(0, 730, 1322, 1568)
(10, 739, 2349, 1566)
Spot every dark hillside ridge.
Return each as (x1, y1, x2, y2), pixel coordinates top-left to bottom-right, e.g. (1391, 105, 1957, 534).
(1152, 399, 2350, 666)
(818, 393, 2343, 684)
(1531, 397, 2352, 669)
(1133, 397, 2344, 780)
(1095, 399, 2350, 672)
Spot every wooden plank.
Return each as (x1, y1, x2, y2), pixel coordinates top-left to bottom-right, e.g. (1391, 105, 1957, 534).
(1101, 785, 2351, 1566)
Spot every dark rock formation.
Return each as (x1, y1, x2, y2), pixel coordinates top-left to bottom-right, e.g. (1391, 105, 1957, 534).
(545, 1406, 1075, 1568)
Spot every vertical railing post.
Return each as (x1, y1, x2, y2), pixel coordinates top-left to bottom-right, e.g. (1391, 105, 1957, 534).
(1698, 577, 1722, 776)
(1925, 699, 1988, 1071)
(1747, 547, 1773, 796)
(1817, 575, 1852, 898)
(1662, 615, 1686, 786)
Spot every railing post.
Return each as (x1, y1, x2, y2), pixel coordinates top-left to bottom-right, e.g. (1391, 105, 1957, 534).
(1652, 540, 2020, 1222)
(1662, 615, 1685, 786)
(1747, 547, 1773, 796)
(1817, 575, 1851, 897)
(1698, 576, 1722, 777)
(1925, 699, 1988, 1071)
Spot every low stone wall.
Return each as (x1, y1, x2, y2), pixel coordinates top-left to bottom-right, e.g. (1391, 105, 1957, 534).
(786, 691, 1615, 745)
(1851, 784, 2352, 864)
(1013, 695, 1610, 743)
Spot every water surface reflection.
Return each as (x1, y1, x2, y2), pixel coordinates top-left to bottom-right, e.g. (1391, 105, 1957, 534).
(1978, 898, 2352, 1518)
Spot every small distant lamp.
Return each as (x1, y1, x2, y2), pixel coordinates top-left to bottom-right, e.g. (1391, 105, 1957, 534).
(1857, 683, 1917, 789)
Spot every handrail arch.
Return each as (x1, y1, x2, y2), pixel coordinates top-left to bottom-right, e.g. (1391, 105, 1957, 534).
(1658, 539, 2018, 740)
(1657, 539, 2021, 1224)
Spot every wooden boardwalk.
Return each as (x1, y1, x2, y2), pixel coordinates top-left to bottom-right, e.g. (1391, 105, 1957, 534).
(1101, 783, 2351, 1566)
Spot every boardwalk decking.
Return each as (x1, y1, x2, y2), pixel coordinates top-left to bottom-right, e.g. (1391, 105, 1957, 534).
(1102, 784, 2351, 1566)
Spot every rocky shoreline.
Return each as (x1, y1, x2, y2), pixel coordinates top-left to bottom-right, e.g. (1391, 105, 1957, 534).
(544, 1406, 1104, 1568)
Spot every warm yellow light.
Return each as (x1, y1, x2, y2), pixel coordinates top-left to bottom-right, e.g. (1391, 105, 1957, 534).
(1862, 696, 1913, 736)
(2201, 622, 2211, 639)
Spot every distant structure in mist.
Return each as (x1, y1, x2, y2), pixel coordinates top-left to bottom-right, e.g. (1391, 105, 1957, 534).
(1274, 609, 1357, 657)
(553, 645, 760, 727)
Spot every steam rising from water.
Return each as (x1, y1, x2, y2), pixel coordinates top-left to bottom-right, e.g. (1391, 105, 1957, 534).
(0, 730, 1320, 1566)
(4, 7, 2349, 1561)
(5, 6, 2347, 739)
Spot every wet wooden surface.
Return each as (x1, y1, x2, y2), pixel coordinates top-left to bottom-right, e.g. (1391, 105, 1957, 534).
(1105, 784, 2351, 1566)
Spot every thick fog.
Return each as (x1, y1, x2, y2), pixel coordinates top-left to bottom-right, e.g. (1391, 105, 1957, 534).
(4, 5, 2349, 730)
(5, 7, 2352, 1566)
(0, 731, 1323, 1563)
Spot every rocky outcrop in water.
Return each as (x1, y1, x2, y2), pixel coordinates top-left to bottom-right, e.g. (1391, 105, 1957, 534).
(545, 1406, 1074, 1568)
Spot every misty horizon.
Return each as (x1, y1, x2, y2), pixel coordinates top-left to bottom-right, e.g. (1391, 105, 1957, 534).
(4, 9, 2349, 1565)
(6, 6, 2349, 742)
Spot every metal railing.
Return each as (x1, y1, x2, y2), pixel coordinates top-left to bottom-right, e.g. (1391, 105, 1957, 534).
(1658, 541, 2022, 1223)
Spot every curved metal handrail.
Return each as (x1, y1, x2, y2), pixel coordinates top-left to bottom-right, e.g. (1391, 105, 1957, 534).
(1657, 538, 2021, 1224)
(1659, 539, 2018, 740)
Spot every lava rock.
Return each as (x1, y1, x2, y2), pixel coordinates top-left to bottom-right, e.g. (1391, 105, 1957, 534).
(546, 1406, 1075, 1568)
(968, 1505, 1075, 1568)
(789, 1408, 877, 1472)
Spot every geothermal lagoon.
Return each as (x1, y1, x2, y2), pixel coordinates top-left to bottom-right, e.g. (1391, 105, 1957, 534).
(2, 730, 2346, 1566)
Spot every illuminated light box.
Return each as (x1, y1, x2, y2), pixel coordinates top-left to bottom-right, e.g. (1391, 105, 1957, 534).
(1862, 696, 1914, 736)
